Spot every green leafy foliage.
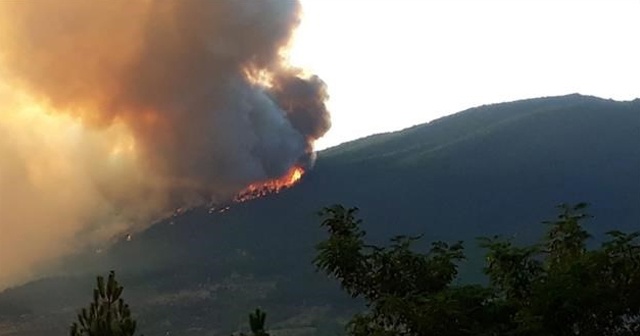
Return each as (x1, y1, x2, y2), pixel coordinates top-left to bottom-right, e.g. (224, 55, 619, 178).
(482, 203, 640, 335)
(316, 204, 640, 336)
(315, 205, 499, 335)
(70, 271, 139, 336)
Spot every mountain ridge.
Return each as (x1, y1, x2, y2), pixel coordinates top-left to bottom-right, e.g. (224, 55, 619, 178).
(321, 93, 635, 164)
(1, 93, 639, 336)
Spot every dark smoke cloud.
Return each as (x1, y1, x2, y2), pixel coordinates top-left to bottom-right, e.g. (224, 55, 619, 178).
(0, 0, 329, 202)
(0, 0, 329, 287)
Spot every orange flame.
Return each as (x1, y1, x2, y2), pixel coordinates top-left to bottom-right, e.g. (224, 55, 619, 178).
(234, 166, 305, 202)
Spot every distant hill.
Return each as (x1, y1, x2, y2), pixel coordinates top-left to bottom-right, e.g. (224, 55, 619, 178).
(1, 94, 639, 335)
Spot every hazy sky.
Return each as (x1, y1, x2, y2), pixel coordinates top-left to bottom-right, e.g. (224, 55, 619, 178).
(290, 0, 640, 149)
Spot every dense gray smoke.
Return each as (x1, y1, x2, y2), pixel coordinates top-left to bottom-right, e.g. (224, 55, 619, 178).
(0, 1, 330, 287)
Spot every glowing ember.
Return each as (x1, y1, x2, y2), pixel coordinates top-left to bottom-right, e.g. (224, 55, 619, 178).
(234, 166, 305, 202)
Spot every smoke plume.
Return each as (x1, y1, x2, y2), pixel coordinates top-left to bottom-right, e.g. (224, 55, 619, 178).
(0, 1, 330, 288)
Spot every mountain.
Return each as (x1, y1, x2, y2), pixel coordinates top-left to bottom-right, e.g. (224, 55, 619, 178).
(1, 94, 639, 335)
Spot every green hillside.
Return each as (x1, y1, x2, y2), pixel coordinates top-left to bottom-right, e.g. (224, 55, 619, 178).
(1, 94, 638, 335)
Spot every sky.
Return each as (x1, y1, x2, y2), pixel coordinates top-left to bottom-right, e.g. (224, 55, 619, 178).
(290, 0, 640, 149)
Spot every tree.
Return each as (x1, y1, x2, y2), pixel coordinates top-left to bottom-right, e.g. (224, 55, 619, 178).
(70, 271, 140, 336)
(248, 308, 269, 336)
(315, 204, 640, 336)
(481, 203, 640, 335)
(237, 308, 270, 336)
(314, 205, 500, 336)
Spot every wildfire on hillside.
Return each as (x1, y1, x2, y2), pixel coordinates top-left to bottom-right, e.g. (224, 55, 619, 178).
(0, 0, 331, 287)
(234, 166, 305, 203)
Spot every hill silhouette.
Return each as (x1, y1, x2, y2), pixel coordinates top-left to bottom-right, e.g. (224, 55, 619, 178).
(1, 94, 638, 335)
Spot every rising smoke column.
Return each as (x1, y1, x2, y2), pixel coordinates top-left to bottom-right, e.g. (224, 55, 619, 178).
(0, 1, 330, 287)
